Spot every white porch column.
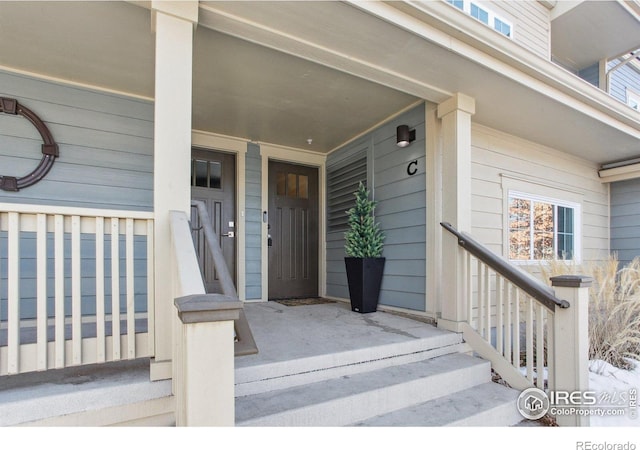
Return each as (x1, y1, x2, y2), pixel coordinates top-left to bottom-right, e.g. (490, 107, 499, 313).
(151, 1, 198, 381)
(436, 93, 475, 332)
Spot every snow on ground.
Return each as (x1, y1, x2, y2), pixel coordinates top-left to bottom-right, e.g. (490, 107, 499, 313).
(589, 358, 640, 426)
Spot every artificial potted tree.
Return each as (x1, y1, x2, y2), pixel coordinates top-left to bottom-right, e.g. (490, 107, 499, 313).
(344, 182, 385, 313)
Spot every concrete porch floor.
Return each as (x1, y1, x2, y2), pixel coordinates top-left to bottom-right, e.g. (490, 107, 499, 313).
(237, 300, 447, 370)
(0, 300, 459, 426)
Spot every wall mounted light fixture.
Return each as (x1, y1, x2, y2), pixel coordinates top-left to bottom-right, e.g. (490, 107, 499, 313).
(396, 125, 415, 148)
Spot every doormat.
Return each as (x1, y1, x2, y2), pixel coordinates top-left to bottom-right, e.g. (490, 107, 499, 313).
(273, 298, 337, 307)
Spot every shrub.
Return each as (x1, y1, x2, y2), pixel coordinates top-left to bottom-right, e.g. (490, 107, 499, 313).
(344, 182, 384, 258)
(541, 255, 640, 370)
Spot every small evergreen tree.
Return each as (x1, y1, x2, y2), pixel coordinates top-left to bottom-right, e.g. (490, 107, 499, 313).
(345, 182, 384, 258)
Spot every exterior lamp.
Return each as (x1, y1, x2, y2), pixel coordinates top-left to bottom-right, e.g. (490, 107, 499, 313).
(396, 125, 415, 148)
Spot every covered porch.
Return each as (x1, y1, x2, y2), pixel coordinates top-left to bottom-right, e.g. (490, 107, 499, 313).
(2, 300, 522, 426)
(1, 0, 639, 427)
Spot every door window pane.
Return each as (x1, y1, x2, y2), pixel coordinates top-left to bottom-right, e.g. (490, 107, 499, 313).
(209, 162, 222, 189)
(299, 175, 309, 199)
(287, 173, 297, 198)
(194, 160, 208, 187)
(276, 172, 286, 196)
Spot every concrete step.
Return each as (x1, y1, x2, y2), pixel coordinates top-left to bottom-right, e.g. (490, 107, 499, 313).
(0, 360, 173, 426)
(236, 352, 489, 426)
(354, 382, 522, 427)
(235, 331, 468, 396)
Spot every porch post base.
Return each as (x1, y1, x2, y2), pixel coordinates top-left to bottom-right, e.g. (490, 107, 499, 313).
(150, 359, 173, 381)
(437, 318, 466, 333)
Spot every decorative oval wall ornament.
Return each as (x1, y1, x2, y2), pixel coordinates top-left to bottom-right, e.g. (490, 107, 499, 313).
(0, 97, 59, 192)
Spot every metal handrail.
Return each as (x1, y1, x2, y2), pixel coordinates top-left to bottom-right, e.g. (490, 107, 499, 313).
(440, 222, 569, 311)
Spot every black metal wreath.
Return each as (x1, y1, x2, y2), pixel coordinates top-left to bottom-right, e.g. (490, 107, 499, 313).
(0, 97, 59, 191)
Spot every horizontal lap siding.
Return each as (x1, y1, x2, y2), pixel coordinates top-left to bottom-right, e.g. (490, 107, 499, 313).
(609, 63, 640, 105)
(490, 1, 550, 59)
(326, 104, 426, 311)
(471, 125, 609, 265)
(611, 179, 640, 265)
(245, 143, 262, 299)
(0, 70, 153, 210)
(0, 70, 153, 319)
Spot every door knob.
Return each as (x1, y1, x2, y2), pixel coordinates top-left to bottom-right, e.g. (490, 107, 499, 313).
(222, 231, 235, 238)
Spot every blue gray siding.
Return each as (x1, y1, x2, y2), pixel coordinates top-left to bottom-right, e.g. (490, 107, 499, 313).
(326, 104, 426, 311)
(578, 63, 599, 88)
(0, 70, 153, 210)
(0, 70, 153, 320)
(609, 62, 640, 105)
(245, 143, 262, 299)
(611, 178, 640, 265)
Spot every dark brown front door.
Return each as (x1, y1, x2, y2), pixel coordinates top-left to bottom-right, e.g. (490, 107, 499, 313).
(268, 161, 319, 299)
(190, 149, 236, 294)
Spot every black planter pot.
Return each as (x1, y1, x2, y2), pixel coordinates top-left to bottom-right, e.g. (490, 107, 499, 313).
(344, 257, 385, 313)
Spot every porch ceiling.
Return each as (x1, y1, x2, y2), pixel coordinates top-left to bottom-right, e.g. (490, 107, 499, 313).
(0, 1, 638, 161)
(551, 0, 640, 71)
(0, 1, 417, 153)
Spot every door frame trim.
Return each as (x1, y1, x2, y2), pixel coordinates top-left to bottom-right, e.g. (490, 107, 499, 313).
(260, 143, 327, 302)
(192, 130, 248, 300)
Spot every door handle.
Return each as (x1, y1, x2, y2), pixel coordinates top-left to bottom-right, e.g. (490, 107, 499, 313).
(222, 231, 235, 238)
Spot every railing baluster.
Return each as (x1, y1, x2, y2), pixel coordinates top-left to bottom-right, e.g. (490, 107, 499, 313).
(126, 218, 135, 359)
(536, 303, 545, 389)
(466, 252, 472, 327)
(36, 213, 48, 371)
(7, 212, 20, 374)
(54, 214, 65, 368)
(496, 275, 503, 356)
(504, 280, 512, 363)
(547, 312, 555, 393)
(477, 261, 484, 337)
(526, 296, 534, 383)
(96, 217, 106, 363)
(71, 215, 82, 365)
(147, 219, 155, 357)
(513, 287, 520, 368)
(111, 217, 121, 361)
(484, 264, 491, 344)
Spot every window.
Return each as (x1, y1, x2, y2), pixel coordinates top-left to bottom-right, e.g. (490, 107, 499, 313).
(445, 0, 513, 38)
(508, 192, 579, 261)
(470, 3, 489, 24)
(494, 17, 511, 38)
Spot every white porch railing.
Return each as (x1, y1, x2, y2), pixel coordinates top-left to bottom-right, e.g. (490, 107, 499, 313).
(0, 203, 155, 376)
(440, 223, 590, 424)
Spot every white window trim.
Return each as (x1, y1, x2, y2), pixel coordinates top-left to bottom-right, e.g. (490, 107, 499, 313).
(445, 0, 514, 39)
(627, 88, 640, 111)
(507, 190, 582, 264)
